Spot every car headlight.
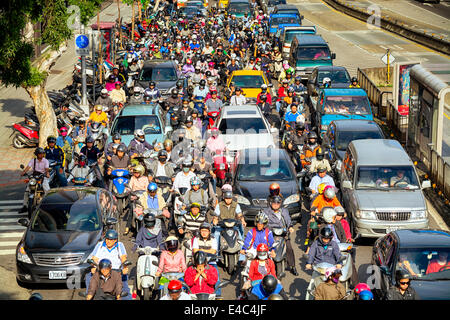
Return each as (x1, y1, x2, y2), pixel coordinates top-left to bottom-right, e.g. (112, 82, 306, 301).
(17, 243, 32, 264)
(356, 210, 377, 220)
(410, 210, 427, 220)
(236, 195, 251, 205)
(284, 193, 300, 206)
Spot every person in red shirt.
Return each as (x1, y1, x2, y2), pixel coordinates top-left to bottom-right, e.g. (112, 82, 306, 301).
(184, 251, 218, 294)
(277, 79, 289, 100)
(426, 252, 449, 274)
(257, 84, 273, 105)
(249, 244, 277, 282)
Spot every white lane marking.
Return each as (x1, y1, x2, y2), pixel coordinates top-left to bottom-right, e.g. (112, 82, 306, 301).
(0, 241, 20, 247)
(0, 232, 24, 238)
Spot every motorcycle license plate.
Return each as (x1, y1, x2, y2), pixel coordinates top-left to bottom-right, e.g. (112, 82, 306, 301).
(49, 271, 67, 280)
(219, 164, 225, 170)
(387, 226, 399, 233)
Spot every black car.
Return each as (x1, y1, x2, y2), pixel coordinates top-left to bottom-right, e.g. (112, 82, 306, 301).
(322, 120, 384, 178)
(16, 187, 119, 285)
(371, 229, 450, 300)
(307, 66, 351, 98)
(178, 5, 203, 19)
(231, 148, 302, 222)
(136, 60, 182, 96)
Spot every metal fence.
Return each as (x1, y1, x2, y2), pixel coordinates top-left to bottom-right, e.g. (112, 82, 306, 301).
(357, 68, 392, 119)
(430, 149, 450, 200)
(386, 99, 408, 143)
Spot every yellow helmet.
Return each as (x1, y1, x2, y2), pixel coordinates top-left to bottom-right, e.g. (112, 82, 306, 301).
(318, 183, 327, 195)
(133, 165, 145, 175)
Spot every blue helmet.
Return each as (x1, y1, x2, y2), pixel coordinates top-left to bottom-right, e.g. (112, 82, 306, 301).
(105, 229, 118, 240)
(359, 290, 374, 300)
(148, 182, 158, 192)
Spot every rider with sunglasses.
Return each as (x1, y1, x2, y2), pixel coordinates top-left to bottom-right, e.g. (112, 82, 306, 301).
(385, 269, 420, 300)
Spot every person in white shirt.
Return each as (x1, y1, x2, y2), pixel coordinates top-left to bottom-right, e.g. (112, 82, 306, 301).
(229, 87, 247, 106)
(172, 160, 197, 193)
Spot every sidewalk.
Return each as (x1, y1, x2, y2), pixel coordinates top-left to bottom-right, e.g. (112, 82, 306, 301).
(343, 0, 450, 40)
(0, 1, 133, 186)
(0, 266, 30, 300)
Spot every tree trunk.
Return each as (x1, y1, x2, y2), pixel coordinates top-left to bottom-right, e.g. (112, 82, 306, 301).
(22, 21, 68, 147)
(132, 1, 135, 42)
(138, 0, 142, 21)
(117, 0, 123, 50)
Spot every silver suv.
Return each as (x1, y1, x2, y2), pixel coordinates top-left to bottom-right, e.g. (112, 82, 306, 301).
(339, 139, 431, 238)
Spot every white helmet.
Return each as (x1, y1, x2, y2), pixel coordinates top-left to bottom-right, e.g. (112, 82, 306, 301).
(134, 129, 145, 142)
(323, 77, 331, 85)
(322, 207, 337, 224)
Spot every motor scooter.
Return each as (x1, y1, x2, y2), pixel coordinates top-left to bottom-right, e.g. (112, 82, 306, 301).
(11, 121, 39, 149)
(111, 169, 131, 217)
(135, 246, 161, 300)
(206, 111, 220, 130)
(218, 219, 243, 275)
(213, 152, 230, 188)
(305, 243, 354, 300)
(20, 165, 45, 219)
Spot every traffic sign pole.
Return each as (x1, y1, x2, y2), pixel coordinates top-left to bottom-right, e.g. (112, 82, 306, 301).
(387, 49, 390, 84)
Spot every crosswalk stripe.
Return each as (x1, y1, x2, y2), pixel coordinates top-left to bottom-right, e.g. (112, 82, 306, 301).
(0, 212, 26, 217)
(0, 205, 23, 210)
(0, 225, 26, 231)
(0, 241, 20, 247)
(0, 232, 24, 238)
(0, 218, 23, 223)
(0, 249, 17, 256)
(0, 200, 23, 204)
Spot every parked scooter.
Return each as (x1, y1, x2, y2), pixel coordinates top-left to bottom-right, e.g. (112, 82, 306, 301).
(11, 121, 39, 149)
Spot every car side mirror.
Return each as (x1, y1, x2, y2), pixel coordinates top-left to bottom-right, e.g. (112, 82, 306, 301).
(421, 180, 431, 189)
(342, 180, 353, 190)
(18, 218, 29, 227)
(331, 53, 336, 59)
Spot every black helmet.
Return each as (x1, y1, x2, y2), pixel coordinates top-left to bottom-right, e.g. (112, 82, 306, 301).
(99, 258, 112, 270)
(105, 229, 118, 240)
(308, 131, 318, 140)
(171, 89, 179, 97)
(223, 191, 233, 199)
(85, 136, 94, 144)
(144, 213, 156, 228)
(199, 222, 211, 231)
(34, 147, 45, 156)
(395, 269, 411, 285)
(193, 250, 208, 266)
(47, 136, 57, 144)
(351, 76, 358, 83)
(149, 81, 156, 87)
(319, 226, 333, 240)
(261, 275, 278, 295)
(199, 79, 206, 87)
(117, 144, 127, 153)
(158, 149, 168, 160)
(296, 123, 305, 131)
(316, 148, 325, 160)
(112, 133, 121, 141)
(165, 236, 179, 253)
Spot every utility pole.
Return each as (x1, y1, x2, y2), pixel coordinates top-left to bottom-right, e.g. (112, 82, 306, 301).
(81, 24, 88, 111)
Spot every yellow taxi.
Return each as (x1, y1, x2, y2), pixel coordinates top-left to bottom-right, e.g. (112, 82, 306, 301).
(218, 0, 229, 9)
(227, 70, 271, 99)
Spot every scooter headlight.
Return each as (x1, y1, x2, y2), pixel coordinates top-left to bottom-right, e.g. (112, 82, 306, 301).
(29, 178, 37, 186)
(283, 193, 300, 205)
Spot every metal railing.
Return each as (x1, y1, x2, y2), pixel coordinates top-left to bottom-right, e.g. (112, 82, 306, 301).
(357, 68, 392, 119)
(430, 149, 450, 200)
(386, 99, 408, 143)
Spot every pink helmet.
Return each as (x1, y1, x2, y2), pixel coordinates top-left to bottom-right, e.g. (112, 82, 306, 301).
(221, 184, 232, 192)
(324, 266, 341, 280)
(208, 61, 215, 67)
(354, 283, 371, 295)
(59, 126, 68, 137)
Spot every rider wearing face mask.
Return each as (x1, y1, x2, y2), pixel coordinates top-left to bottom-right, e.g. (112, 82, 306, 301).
(314, 266, 346, 300)
(173, 159, 197, 193)
(301, 131, 320, 168)
(129, 87, 144, 104)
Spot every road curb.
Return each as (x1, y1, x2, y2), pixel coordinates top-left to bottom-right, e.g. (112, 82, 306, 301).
(322, 0, 450, 55)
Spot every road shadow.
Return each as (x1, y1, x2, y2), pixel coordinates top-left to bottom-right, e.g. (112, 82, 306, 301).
(0, 98, 31, 119)
(287, 277, 309, 300)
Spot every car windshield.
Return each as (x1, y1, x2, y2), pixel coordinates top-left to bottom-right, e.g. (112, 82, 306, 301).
(231, 75, 265, 88)
(318, 70, 351, 84)
(336, 130, 383, 151)
(181, 6, 198, 15)
(271, 16, 299, 27)
(219, 117, 268, 134)
(396, 248, 450, 280)
(237, 157, 294, 181)
(228, 3, 250, 13)
(356, 166, 420, 190)
(285, 30, 304, 43)
(31, 197, 100, 232)
(322, 96, 371, 115)
(269, 0, 286, 5)
(112, 115, 162, 135)
(140, 67, 177, 82)
(296, 46, 331, 60)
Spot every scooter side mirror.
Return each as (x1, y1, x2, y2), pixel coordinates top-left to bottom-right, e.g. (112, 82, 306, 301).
(152, 260, 159, 267)
(18, 218, 29, 227)
(20, 164, 25, 169)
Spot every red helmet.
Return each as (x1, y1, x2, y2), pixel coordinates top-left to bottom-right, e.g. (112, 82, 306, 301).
(186, 58, 192, 64)
(269, 183, 280, 196)
(354, 283, 371, 295)
(257, 243, 269, 260)
(168, 280, 183, 293)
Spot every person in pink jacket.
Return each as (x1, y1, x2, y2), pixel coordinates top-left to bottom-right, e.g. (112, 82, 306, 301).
(184, 251, 218, 294)
(156, 236, 186, 278)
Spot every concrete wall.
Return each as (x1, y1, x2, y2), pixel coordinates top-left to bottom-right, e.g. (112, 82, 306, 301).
(360, 67, 393, 87)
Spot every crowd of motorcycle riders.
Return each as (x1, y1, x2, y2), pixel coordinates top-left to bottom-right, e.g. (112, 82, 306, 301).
(19, 0, 418, 301)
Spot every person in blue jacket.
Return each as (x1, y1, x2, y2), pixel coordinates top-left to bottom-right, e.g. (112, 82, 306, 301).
(248, 275, 288, 300)
(240, 212, 275, 262)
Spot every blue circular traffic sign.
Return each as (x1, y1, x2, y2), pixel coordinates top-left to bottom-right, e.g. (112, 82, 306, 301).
(76, 35, 89, 49)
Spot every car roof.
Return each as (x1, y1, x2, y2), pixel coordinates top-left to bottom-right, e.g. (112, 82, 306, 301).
(120, 104, 161, 116)
(238, 147, 288, 160)
(222, 105, 263, 118)
(322, 88, 367, 96)
(231, 70, 264, 76)
(271, 13, 300, 18)
(350, 139, 412, 166)
(294, 34, 327, 45)
(275, 4, 298, 9)
(331, 120, 383, 132)
(394, 229, 450, 248)
(229, 0, 249, 3)
(41, 187, 99, 205)
(314, 66, 349, 72)
(142, 60, 175, 68)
